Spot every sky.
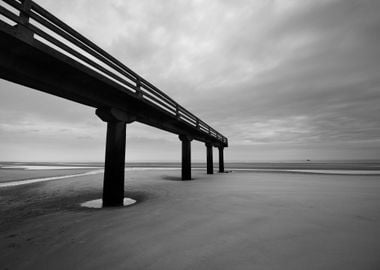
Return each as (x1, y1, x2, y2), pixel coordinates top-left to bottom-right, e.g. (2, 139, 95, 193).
(0, 0, 380, 162)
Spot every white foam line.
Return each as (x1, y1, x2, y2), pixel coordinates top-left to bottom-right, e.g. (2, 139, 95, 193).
(0, 167, 183, 188)
(285, 169, 380, 175)
(0, 170, 104, 188)
(231, 168, 380, 175)
(1, 165, 101, 170)
(0, 166, 182, 171)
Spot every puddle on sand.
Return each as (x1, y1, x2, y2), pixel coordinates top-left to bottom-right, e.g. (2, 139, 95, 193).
(81, 198, 136, 208)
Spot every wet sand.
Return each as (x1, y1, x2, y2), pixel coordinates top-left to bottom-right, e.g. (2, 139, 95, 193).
(1, 170, 380, 269)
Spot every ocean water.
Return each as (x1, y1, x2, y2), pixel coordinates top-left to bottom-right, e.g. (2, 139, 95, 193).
(0, 161, 379, 187)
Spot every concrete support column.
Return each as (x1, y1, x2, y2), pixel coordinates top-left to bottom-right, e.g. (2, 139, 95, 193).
(218, 146, 224, 173)
(96, 108, 136, 207)
(103, 121, 126, 206)
(206, 142, 213, 174)
(179, 135, 192, 180)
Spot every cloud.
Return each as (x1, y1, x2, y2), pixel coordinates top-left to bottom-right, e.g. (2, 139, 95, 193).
(1, 0, 379, 161)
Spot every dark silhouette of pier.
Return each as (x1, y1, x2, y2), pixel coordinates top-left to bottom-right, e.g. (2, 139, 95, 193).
(0, 0, 228, 206)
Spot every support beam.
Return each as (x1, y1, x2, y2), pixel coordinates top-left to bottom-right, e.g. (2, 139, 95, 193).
(179, 135, 192, 180)
(206, 142, 213, 174)
(96, 108, 134, 207)
(218, 146, 224, 173)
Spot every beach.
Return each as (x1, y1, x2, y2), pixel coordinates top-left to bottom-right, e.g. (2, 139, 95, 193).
(1, 167, 380, 269)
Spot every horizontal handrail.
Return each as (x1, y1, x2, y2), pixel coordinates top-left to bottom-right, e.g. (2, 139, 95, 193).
(0, 0, 228, 145)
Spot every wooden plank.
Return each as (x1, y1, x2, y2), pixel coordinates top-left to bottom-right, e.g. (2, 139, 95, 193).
(142, 91, 176, 114)
(29, 24, 137, 92)
(29, 11, 138, 83)
(0, 5, 21, 23)
(31, 1, 140, 83)
(1, 0, 22, 13)
(179, 112, 197, 126)
(140, 81, 177, 107)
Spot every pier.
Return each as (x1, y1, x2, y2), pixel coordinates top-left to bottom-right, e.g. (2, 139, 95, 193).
(0, 0, 228, 206)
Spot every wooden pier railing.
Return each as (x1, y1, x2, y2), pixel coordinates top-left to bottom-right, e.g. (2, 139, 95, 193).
(0, 0, 228, 145)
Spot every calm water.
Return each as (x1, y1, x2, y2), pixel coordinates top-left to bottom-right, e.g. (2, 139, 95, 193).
(1, 161, 380, 171)
(0, 161, 379, 187)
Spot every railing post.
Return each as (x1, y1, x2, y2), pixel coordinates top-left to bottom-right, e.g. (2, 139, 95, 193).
(218, 146, 224, 173)
(20, 0, 31, 24)
(135, 77, 143, 98)
(176, 105, 180, 119)
(96, 108, 135, 207)
(206, 142, 213, 174)
(179, 135, 192, 180)
(17, 0, 33, 40)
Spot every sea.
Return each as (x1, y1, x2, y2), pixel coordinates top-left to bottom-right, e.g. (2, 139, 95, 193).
(0, 160, 379, 188)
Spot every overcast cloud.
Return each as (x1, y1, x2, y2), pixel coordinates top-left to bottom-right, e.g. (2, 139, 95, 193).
(0, 0, 379, 161)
